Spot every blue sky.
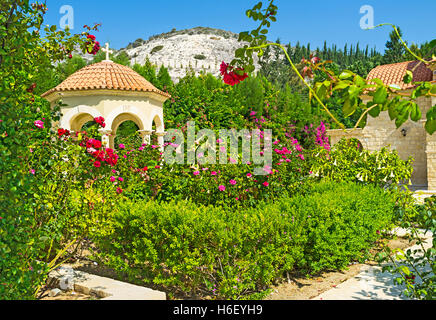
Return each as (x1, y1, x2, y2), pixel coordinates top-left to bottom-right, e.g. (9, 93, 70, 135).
(44, 0, 435, 52)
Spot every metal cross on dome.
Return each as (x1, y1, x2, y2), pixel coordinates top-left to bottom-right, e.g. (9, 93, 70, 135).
(102, 42, 113, 61)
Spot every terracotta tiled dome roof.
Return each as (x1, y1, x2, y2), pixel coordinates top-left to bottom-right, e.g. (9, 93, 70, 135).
(366, 60, 433, 91)
(42, 60, 170, 98)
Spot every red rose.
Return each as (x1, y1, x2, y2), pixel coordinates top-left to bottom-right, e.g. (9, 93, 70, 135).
(94, 116, 106, 128)
(92, 139, 102, 149)
(57, 128, 70, 138)
(93, 160, 101, 168)
(220, 61, 248, 86)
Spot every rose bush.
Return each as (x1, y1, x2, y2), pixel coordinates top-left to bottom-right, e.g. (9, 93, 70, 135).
(0, 0, 101, 299)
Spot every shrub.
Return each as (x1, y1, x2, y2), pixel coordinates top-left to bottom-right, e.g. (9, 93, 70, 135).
(309, 138, 413, 188)
(194, 54, 207, 60)
(92, 181, 396, 299)
(377, 194, 435, 300)
(0, 2, 100, 299)
(150, 45, 164, 54)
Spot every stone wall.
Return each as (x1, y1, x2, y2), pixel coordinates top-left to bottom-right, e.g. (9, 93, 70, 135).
(427, 133, 436, 191)
(327, 96, 433, 188)
(427, 90, 436, 190)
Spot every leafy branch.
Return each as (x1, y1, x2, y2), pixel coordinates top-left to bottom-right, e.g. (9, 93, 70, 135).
(232, 1, 436, 134)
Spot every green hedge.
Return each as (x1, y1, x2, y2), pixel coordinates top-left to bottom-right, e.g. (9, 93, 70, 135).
(93, 181, 396, 299)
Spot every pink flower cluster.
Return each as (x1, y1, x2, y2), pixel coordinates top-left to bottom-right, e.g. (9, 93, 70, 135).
(86, 34, 101, 55)
(315, 121, 330, 151)
(34, 120, 44, 129)
(273, 137, 305, 161)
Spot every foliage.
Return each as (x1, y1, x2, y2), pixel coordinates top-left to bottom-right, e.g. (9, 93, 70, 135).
(133, 58, 158, 87)
(156, 65, 173, 91)
(260, 40, 383, 90)
(230, 1, 436, 134)
(309, 138, 414, 188)
(383, 27, 407, 65)
(150, 45, 164, 54)
(164, 71, 326, 145)
(0, 0, 100, 299)
(91, 181, 397, 299)
(376, 195, 435, 300)
(145, 26, 237, 42)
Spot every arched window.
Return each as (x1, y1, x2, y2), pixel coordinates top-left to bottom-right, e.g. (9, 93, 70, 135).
(111, 113, 144, 149)
(115, 120, 141, 149)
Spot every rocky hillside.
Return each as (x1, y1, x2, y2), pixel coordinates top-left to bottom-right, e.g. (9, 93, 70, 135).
(118, 27, 263, 82)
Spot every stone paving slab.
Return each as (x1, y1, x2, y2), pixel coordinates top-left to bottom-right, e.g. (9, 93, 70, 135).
(312, 228, 433, 300)
(412, 190, 436, 204)
(48, 266, 166, 300)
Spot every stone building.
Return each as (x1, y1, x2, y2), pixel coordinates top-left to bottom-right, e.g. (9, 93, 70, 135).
(41, 54, 170, 149)
(327, 60, 436, 190)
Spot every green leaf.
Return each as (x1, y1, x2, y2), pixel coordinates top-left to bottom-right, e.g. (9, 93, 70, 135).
(355, 75, 366, 87)
(235, 48, 245, 58)
(388, 103, 398, 120)
(371, 78, 385, 87)
(333, 82, 350, 91)
(348, 85, 360, 99)
(395, 111, 410, 128)
(368, 105, 381, 118)
(316, 84, 327, 101)
(410, 103, 422, 122)
(339, 70, 354, 80)
(373, 87, 388, 105)
(425, 119, 436, 135)
(342, 98, 356, 117)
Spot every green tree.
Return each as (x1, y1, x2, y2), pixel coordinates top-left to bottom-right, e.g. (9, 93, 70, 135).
(383, 26, 407, 64)
(132, 58, 158, 86)
(113, 51, 130, 66)
(156, 65, 173, 90)
(56, 55, 86, 82)
(91, 47, 130, 65)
